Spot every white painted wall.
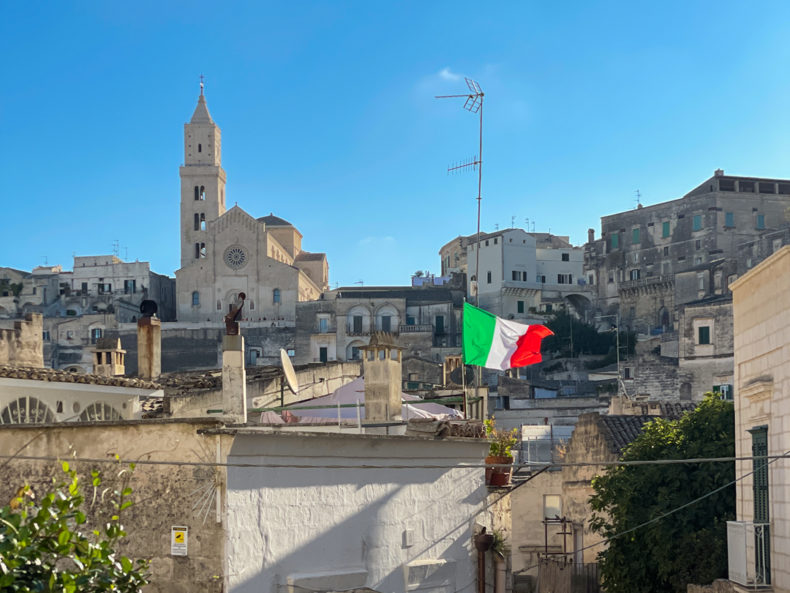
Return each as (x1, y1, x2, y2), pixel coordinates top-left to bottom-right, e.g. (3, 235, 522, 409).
(225, 432, 488, 593)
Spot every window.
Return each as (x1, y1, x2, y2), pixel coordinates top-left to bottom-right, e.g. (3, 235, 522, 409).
(487, 271, 492, 284)
(406, 316, 415, 325)
(517, 300, 524, 314)
(712, 384, 733, 401)
(42, 330, 50, 341)
(351, 346, 360, 360)
(719, 179, 735, 191)
(81, 282, 88, 294)
(725, 212, 734, 228)
(273, 288, 281, 304)
(194, 186, 200, 201)
(759, 182, 775, 194)
(629, 269, 641, 281)
(561, 253, 569, 262)
(0, 397, 56, 424)
(610, 233, 619, 249)
(194, 212, 200, 231)
(632, 228, 640, 244)
(512, 270, 519, 281)
(319, 317, 328, 333)
(216, 300, 221, 310)
(353, 315, 363, 334)
(698, 326, 710, 345)
(199, 243, 206, 258)
(319, 347, 328, 363)
(522, 271, 528, 281)
(485, 240, 489, 246)
(693, 215, 702, 231)
(695, 239, 701, 250)
(192, 291, 200, 306)
(749, 425, 771, 583)
(435, 315, 445, 334)
(381, 315, 391, 332)
(124, 279, 136, 294)
(493, 238, 498, 244)
(544, 495, 562, 519)
(739, 180, 755, 193)
(756, 214, 765, 229)
(98, 283, 111, 294)
(90, 328, 102, 344)
(200, 213, 206, 231)
(199, 186, 205, 200)
(662, 221, 670, 237)
(557, 273, 573, 284)
(663, 246, 669, 256)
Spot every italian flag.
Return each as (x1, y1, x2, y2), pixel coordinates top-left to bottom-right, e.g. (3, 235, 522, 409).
(463, 302, 554, 370)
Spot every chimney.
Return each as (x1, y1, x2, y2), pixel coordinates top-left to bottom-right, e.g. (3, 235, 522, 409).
(361, 332, 403, 423)
(221, 333, 247, 423)
(93, 337, 126, 377)
(714, 168, 724, 177)
(587, 228, 595, 243)
(137, 300, 161, 380)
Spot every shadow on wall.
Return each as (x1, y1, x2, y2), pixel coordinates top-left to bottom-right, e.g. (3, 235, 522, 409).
(225, 436, 486, 593)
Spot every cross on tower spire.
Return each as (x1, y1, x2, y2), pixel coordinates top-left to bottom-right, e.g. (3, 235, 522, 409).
(199, 74, 205, 96)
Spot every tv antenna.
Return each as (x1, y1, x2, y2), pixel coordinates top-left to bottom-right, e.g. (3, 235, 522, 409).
(635, 189, 642, 208)
(112, 240, 120, 257)
(436, 77, 484, 306)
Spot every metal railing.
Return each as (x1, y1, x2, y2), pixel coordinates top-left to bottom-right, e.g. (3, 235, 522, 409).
(727, 521, 770, 587)
(399, 324, 433, 333)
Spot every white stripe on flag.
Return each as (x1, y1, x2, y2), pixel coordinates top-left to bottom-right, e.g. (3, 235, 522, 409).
(485, 317, 531, 370)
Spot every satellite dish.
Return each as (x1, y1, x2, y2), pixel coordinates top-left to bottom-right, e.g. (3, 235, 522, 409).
(280, 349, 299, 394)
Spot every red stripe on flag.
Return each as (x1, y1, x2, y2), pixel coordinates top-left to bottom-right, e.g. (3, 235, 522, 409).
(509, 325, 554, 368)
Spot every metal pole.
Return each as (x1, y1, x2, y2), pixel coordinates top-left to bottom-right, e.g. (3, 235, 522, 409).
(616, 314, 621, 396)
(474, 97, 484, 394)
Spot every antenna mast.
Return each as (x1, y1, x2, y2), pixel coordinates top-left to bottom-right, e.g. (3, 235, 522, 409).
(436, 77, 484, 306)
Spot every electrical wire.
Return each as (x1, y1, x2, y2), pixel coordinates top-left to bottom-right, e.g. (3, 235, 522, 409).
(519, 448, 790, 574)
(0, 452, 788, 470)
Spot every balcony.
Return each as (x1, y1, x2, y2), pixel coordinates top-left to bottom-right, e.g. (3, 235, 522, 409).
(399, 324, 433, 334)
(728, 521, 770, 588)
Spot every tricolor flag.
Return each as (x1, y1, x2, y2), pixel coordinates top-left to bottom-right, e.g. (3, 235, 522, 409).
(463, 302, 554, 370)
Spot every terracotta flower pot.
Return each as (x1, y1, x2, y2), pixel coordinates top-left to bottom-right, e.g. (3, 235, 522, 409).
(485, 455, 513, 486)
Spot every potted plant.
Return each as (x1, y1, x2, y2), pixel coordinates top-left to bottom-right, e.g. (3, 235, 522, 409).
(484, 418, 518, 486)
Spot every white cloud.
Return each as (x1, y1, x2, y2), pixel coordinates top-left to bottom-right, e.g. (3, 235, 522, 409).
(438, 67, 462, 81)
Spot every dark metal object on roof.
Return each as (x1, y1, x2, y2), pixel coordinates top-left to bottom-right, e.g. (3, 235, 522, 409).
(224, 292, 246, 335)
(139, 300, 158, 318)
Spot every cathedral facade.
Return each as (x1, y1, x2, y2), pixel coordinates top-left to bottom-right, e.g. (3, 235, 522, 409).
(175, 89, 328, 323)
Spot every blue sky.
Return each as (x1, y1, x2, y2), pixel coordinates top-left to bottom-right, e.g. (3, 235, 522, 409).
(4, 1, 790, 287)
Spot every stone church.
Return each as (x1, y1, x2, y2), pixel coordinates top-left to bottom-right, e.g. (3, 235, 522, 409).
(175, 87, 328, 322)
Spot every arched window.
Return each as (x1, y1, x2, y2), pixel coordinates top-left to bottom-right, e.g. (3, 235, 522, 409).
(273, 288, 281, 304)
(1, 397, 55, 424)
(79, 403, 121, 422)
(192, 291, 200, 306)
(198, 143, 202, 153)
(200, 213, 206, 231)
(195, 243, 200, 259)
(199, 186, 206, 201)
(199, 243, 207, 258)
(194, 213, 200, 231)
(194, 185, 199, 201)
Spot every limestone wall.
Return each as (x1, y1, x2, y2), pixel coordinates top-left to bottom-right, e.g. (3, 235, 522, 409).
(0, 313, 44, 367)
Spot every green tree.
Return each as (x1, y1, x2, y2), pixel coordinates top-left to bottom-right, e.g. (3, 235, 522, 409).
(0, 462, 149, 592)
(589, 395, 735, 593)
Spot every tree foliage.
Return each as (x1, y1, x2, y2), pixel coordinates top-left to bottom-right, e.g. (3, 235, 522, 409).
(589, 395, 735, 593)
(0, 462, 149, 592)
(542, 310, 635, 360)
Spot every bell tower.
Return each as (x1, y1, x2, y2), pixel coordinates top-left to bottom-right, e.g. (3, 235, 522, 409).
(179, 80, 227, 268)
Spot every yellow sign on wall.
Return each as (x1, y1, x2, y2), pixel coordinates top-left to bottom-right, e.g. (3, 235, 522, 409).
(171, 526, 188, 556)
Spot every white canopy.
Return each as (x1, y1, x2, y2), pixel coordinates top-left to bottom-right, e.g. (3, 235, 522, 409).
(285, 377, 463, 421)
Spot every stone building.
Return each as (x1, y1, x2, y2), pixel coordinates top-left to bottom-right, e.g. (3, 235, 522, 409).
(174, 87, 328, 323)
(439, 229, 590, 319)
(728, 245, 790, 590)
(584, 169, 790, 330)
(584, 170, 790, 401)
(294, 285, 464, 366)
(0, 313, 44, 368)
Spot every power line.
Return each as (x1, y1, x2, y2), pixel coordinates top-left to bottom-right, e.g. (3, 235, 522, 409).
(519, 448, 790, 573)
(1, 452, 787, 470)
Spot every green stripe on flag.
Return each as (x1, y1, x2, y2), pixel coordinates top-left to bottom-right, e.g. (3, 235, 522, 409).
(462, 302, 497, 366)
